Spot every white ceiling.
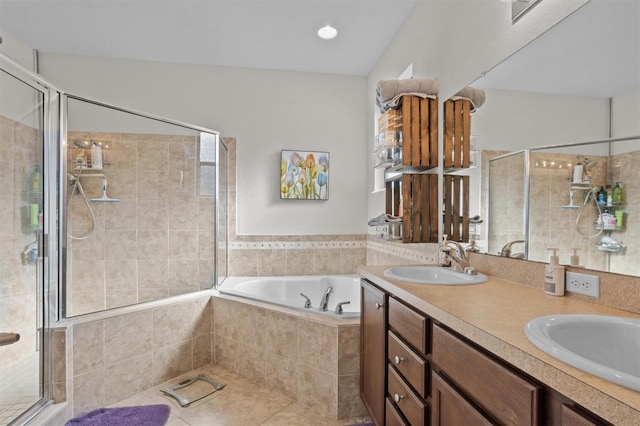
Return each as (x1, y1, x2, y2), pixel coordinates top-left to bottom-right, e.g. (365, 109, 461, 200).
(0, 0, 415, 76)
(0, 0, 637, 96)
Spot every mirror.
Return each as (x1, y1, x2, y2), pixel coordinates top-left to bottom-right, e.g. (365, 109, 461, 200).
(456, 0, 640, 276)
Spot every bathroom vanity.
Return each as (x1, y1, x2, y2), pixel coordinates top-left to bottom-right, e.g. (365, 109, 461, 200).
(358, 265, 640, 425)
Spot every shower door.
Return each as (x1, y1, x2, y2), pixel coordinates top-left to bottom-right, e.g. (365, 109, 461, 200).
(0, 58, 53, 425)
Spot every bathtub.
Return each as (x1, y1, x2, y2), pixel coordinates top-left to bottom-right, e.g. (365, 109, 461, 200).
(218, 275, 361, 318)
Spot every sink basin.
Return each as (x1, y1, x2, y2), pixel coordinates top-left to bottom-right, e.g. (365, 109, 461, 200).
(525, 314, 640, 391)
(383, 266, 487, 285)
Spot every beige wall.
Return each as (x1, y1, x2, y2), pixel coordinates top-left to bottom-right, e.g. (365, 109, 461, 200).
(39, 53, 369, 237)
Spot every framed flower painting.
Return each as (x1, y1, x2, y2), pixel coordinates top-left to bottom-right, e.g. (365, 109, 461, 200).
(280, 150, 329, 200)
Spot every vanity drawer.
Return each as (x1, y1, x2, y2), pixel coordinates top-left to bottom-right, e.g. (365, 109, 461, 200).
(388, 330, 429, 398)
(432, 324, 540, 425)
(388, 365, 427, 426)
(385, 398, 409, 426)
(388, 297, 429, 354)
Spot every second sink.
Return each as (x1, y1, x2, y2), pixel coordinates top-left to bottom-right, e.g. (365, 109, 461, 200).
(525, 314, 640, 391)
(383, 266, 487, 285)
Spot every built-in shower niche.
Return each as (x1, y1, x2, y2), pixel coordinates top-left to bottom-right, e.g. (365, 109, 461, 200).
(64, 97, 227, 317)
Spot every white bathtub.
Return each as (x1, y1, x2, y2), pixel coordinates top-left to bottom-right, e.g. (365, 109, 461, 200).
(218, 275, 361, 318)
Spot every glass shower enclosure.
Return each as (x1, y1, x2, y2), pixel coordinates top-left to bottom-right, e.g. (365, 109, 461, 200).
(0, 55, 58, 425)
(0, 52, 228, 424)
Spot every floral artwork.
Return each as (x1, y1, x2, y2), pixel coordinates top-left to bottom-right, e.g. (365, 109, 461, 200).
(280, 150, 329, 200)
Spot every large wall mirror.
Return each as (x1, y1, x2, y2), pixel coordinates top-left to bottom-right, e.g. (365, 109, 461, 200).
(456, 0, 640, 276)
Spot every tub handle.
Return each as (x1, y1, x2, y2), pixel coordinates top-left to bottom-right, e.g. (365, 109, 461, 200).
(335, 301, 351, 315)
(299, 293, 312, 308)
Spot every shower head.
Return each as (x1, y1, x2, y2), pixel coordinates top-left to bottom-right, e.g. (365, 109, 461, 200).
(73, 139, 92, 149)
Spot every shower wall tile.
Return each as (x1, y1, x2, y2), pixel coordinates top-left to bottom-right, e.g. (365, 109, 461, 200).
(72, 320, 104, 376)
(138, 169, 169, 200)
(137, 139, 168, 171)
(69, 296, 213, 415)
(152, 340, 192, 385)
(104, 231, 138, 259)
(169, 200, 199, 230)
(138, 259, 169, 289)
(137, 229, 169, 259)
(137, 198, 169, 230)
(103, 353, 154, 406)
(138, 288, 169, 303)
(168, 259, 199, 289)
(169, 230, 199, 259)
(104, 200, 137, 230)
(104, 310, 153, 364)
(72, 367, 106, 417)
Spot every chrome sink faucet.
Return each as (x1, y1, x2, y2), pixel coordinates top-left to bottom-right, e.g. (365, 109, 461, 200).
(319, 287, 333, 311)
(500, 240, 525, 257)
(439, 235, 477, 275)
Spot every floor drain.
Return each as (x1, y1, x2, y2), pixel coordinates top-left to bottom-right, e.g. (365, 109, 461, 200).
(160, 374, 225, 407)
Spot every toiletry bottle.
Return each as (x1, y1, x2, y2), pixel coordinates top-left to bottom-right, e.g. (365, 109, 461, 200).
(572, 162, 583, 183)
(597, 186, 607, 204)
(91, 142, 103, 169)
(544, 248, 565, 296)
(569, 248, 582, 268)
(31, 165, 42, 192)
(612, 182, 623, 203)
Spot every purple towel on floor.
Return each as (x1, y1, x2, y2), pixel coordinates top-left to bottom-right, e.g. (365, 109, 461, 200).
(65, 404, 170, 426)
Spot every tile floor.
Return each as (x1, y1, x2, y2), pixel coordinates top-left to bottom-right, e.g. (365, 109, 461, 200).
(104, 364, 372, 426)
(0, 352, 40, 426)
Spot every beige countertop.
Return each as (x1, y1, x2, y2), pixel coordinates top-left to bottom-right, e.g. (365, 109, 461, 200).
(358, 265, 640, 425)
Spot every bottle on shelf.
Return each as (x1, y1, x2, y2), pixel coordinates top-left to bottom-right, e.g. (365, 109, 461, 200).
(596, 186, 607, 204)
(612, 182, 623, 203)
(31, 165, 42, 193)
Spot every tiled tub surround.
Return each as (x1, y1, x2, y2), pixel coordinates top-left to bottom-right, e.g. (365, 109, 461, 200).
(212, 295, 365, 420)
(48, 292, 365, 423)
(66, 131, 218, 316)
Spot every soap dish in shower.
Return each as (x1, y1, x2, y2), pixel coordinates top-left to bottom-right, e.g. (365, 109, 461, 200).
(160, 374, 225, 407)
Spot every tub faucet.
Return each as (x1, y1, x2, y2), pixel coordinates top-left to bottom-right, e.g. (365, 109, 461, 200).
(319, 287, 333, 311)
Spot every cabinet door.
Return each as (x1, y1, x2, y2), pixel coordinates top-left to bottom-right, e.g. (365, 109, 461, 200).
(431, 372, 493, 426)
(360, 280, 387, 425)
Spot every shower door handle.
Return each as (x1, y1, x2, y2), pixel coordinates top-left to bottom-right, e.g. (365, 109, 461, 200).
(0, 332, 20, 346)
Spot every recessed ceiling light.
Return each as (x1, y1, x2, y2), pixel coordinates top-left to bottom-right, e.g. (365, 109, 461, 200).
(317, 25, 338, 40)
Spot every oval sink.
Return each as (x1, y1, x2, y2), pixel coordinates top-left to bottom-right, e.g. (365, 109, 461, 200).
(383, 266, 487, 285)
(525, 314, 640, 391)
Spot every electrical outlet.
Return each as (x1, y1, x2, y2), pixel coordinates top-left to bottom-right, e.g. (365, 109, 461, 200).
(565, 271, 600, 297)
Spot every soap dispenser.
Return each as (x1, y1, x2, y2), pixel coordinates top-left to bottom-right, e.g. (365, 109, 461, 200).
(544, 248, 565, 296)
(438, 234, 451, 267)
(569, 248, 583, 268)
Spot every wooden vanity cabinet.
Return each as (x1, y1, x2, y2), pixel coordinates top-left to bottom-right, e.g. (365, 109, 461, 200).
(360, 279, 611, 426)
(386, 296, 430, 424)
(361, 280, 387, 425)
(432, 324, 541, 425)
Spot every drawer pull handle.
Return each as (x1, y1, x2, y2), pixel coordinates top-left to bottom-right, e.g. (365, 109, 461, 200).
(394, 355, 403, 365)
(375, 302, 383, 310)
(394, 393, 404, 403)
